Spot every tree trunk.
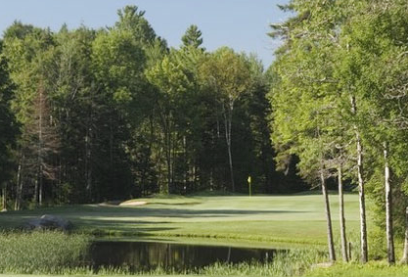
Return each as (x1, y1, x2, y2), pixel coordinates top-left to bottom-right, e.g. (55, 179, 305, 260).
(227, 142, 235, 192)
(34, 174, 39, 207)
(15, 160, 23, 210)
(39, 165, 43, 207)
(38, 87, 43, 207)
(401, 207, 408, 263)
(85, 89, 94, 201)
(384, 142, 395, 264)
(223, 102, 235, 192)
(351, 95, 368, 263)
(164, 118, 172, 195)
(321, 169, 336, 262)
(338, 166, 348, 262)
(1, 184, 6, 211)
(356, 130, 368, 263)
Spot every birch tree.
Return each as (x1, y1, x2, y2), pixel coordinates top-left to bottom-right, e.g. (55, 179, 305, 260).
(199, 48, 251, 192)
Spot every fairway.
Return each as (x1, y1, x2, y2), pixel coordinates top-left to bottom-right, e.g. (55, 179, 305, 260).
(0, 194, 360, 246)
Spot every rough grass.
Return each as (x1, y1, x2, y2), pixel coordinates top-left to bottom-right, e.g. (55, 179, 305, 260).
(0, 194, 360, 246)
(0, 231, 90, 274)
(0, 244, 328, 276)
(200, 248, 327, 276)
(305, 262, 408, 277)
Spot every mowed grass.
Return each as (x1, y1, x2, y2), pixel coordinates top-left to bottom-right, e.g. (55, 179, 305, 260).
(0, 193, 360, 246)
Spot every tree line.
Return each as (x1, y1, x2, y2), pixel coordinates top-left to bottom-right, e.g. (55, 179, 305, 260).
(2, 1, 407, 265)
(0, 6, 306, 209)
(271, 0, 408, 264)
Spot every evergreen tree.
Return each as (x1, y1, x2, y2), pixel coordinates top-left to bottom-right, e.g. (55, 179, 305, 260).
(181, 25, 204, 49)
(0, 41, 18, 210)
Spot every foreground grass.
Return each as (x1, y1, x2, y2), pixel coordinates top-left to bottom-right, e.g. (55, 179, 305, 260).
(0, 232, 90, 274)
(0, 232, 327, 276)
(0, 194, 360, 246)
(305, 262, 408, 277)
(3, 194, 389, 276)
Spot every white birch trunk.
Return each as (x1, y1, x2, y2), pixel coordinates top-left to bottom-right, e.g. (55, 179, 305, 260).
(321, 169, 336, 262)
(384, 142, 395, 264)
(351, 95, 368, 263)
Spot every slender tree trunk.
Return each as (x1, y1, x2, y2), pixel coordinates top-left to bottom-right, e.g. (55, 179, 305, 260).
(15, 160, 23, 210)
(356, 130, 368, 263)
(321, 168, 336, 262)
(39, 165, 43, 207)
(164, 119, 171, 195)
(85, 89, 94, 201)
(34, 176, 39, 207)
(223, 102, 235, 192)
(86, 120, 93, 200)
(171, 133, 176, 192)
(37, 86, 44, 207)
(401, 207, 408, 263)
(351, 95, 368, 263)
(338, 165, 348, 262)
(384, 142, 395, 264)
(227, 143, 234, 192)
(1, 184, 6, 211)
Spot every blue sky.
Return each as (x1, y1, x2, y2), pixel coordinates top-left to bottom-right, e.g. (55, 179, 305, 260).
(0, 0, 290, 68)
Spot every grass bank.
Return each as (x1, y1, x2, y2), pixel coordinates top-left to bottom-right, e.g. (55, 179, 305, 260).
(0, 194, 360, 246)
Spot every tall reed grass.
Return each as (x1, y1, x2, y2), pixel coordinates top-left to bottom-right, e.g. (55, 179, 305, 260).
(200, 248, 327, 276)
(0, 231, 328, 276)
(0, 231, 90, 274)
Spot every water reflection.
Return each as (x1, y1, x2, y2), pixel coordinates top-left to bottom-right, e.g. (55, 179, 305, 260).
(90, 240, 278, 272)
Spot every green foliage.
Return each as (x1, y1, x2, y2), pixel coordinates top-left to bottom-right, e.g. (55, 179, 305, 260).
(0, 4, 313, 207)
(181, 25, 204, 49)
(0, 41, 18, 188)
(270, 0, 408, 247)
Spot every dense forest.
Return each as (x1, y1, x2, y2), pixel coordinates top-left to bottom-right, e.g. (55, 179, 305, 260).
(3, 0, 408, 265)
(0, 5, 304, 209)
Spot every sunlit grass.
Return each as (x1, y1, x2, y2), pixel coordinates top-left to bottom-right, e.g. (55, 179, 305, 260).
(0, 194, 361, 246)
(0, 194, 390, 276)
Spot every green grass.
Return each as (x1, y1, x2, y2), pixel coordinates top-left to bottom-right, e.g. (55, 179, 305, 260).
(305, 262, 408, 277)
(0, 240, 327, 276)
(0, 193, 380, 276)
(0, 194, 360, 246)
(0, 231, 90, 274)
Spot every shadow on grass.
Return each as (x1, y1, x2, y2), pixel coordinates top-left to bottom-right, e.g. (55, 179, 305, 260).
(0, 204, 308, 232)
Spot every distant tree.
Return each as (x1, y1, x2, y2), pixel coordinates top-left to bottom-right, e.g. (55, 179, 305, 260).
(200, 48, 251, 192)
(27, 83, 60, 207)
(0, 41, 18, 210)
(181, 25, 204, 49)
(115, 5, 156, 46)
(145, 50, 198, 194)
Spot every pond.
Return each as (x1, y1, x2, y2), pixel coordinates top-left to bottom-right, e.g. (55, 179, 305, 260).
(89, 239, 282, 272)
